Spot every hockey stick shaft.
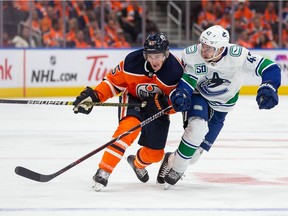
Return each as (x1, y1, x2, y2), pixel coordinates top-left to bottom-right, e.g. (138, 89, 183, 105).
(0, 99, 146, 107)
(15, 105, 173, 182)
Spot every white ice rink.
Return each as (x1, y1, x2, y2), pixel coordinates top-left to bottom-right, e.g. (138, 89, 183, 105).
(1, 96, 288, 216)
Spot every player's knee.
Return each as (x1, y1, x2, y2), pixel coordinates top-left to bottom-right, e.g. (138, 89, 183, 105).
(183, 117, 208, 145)
(139, 147, 164, 163)
(113, 116, 141, 145)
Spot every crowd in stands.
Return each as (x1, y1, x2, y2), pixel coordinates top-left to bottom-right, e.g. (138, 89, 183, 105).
(195, 0, 288, 48)
(2, 0, 152, 48)
(2, 0, 288, 49)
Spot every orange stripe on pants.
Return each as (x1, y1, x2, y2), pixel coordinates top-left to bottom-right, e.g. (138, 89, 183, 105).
(99, 116, 141, 173)
(134, 147, 164, 169)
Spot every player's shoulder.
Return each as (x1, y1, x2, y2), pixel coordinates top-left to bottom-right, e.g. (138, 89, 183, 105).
(182, 44, 199, 56)
(124, 49, 144, 64)
(226, 43, 249, 58)
(156, 53, 183, 85)
(123, 49, 146, 74)
(166, 52, 183, 69)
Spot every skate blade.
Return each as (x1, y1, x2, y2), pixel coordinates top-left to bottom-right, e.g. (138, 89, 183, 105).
(156, 180, 165, 189)
(92, 182, 104, 192)
(163, 183, 172, 190)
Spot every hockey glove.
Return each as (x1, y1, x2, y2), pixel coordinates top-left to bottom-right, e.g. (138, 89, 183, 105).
(170, 88, 191, 112)
(73, 86, 100, 114)
(145, 94, 169, 115)
(256, 82, 278, 109)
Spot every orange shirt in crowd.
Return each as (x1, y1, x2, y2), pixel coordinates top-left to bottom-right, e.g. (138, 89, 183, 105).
(74, 40, 91, 48)
(94, 39, 109, 48)
(237, 39, 254, 49)
(264, 10, 278, 23)
(43, 28, 63, 47)
(198, 11, 217, 27)
(234, 4, 254, 23)
(66, 31, 76, 43)
(14, 0, 31, 11)
(113, 39, 131, 48)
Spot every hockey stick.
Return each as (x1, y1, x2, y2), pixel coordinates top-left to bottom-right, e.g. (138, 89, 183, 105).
(0, 99, 146, 108)
(15, 105, 173, 182)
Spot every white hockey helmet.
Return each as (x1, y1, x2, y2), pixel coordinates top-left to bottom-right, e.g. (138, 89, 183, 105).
(199, 25, 230, 50)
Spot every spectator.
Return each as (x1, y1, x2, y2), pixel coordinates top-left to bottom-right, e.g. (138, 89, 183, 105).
(30, 9, 41, 32)
(2, 32, 14, 47)
(234, 18, 247, 42)
(215, 8, 231, 32)
(255, 32, 278, 48)
(42, 19, 64, 47)
(249, 13, 274, 47)
(66, 18, 78, 47)
(263, 1, 278, 24)
(40, 5, 55, 34)
(236, 29, 254, 48)
(14, 0, 31, 12)
(263, 1, 279, 40)
(120, 1, 143, 42)
(12, 25, 36, 48)
(112, 29, 131, 48)
(104, 18, 121, 46)
(71, 0, 90, 31)
(93, 30, 109, 48)
(74, 30, 91, 48)
(34, 1, 48, 19)
(93, 1, 114, 28)
(197, 1, 217, 29)
(86, 19, 100, 44)
(3, 1, 29, 39)
(234, 0, 254, 25)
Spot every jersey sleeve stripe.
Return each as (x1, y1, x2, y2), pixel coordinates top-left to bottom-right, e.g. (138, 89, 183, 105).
(103, 80, 120, 96)
(256, 58, 275, 77)
(255, 58, 264, 76)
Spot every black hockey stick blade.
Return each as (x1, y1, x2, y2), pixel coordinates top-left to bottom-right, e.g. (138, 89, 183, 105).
(15, 166, 55, 182)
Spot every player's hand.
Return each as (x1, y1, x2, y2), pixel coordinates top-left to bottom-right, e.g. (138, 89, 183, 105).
(145, 94, 169, 115)
(256, 83, 278, 109)
(170, 89, 191, 112)
(73, 86, 100, 114)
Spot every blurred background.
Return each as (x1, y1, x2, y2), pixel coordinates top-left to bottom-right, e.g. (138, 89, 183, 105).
(1, 0, 287, 49)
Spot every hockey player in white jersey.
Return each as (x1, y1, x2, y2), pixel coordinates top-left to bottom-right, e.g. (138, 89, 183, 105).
(157, 25, 281, 189)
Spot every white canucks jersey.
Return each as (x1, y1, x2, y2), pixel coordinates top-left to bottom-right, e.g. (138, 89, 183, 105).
(181, 43, 277, 112)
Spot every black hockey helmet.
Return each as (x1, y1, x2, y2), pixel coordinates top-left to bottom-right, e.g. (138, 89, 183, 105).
(143, 32, 169, 55)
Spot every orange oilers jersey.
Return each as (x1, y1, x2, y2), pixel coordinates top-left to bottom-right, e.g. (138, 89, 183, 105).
(94, 49, 183, 102)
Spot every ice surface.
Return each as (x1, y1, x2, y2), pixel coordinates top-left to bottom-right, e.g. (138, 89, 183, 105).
(1, 96, 288, 216)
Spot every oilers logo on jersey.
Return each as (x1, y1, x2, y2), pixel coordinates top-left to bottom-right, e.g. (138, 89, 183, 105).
(136, 84, 162, 99)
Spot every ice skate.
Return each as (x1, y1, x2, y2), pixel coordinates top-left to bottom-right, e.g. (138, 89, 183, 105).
(163, 168, 183, 189)
(157, 152, 173, 184)
(127, 155, 149, 183)
(92, 168, 110, 191)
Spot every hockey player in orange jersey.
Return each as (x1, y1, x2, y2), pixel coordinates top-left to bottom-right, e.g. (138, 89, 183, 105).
(73, 33, 184, 191)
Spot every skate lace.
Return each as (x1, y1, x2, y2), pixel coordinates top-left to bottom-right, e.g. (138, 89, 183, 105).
(159, 161, 171, 178)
